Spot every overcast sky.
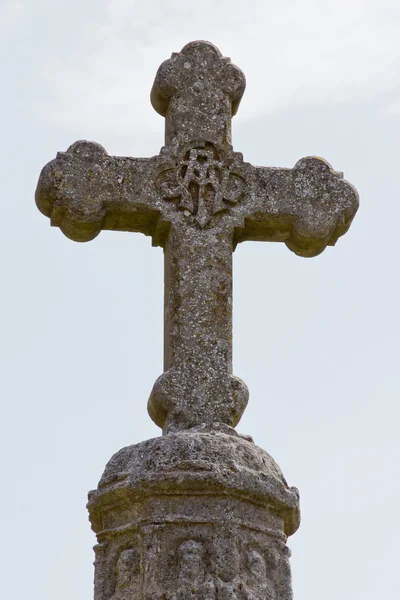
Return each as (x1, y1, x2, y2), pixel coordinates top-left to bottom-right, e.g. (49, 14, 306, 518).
(1, 1, 399, 599)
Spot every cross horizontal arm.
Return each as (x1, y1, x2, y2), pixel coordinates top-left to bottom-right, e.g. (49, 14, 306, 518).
(234, 156, 359, 257)
(35, 140, 169, 244)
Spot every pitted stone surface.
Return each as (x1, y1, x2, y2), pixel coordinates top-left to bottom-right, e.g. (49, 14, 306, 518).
(91, 430, 300, 533)
(151, 41, 246, 149)
(36, 44, 358, 432)
(35, 40, 359, 600)
(88, 431, 299, 600)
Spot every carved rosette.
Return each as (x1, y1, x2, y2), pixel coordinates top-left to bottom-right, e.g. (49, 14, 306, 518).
(88, 429, 299, 600)
(157, 142, 246, 227)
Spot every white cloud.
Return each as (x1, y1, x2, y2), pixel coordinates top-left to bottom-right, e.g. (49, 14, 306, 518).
(42, 0, 400, 140)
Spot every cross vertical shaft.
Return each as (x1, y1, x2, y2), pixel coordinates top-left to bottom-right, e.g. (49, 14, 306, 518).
(164, 226, 233, 375)
(149, 224, 248, 433)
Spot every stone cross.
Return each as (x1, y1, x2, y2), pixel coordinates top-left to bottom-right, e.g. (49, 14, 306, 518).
(36, 41, 359, 600)
(36, 41, 358, 435)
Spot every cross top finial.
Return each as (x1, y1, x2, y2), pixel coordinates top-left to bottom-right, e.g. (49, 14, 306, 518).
(151, 41, 246, 149)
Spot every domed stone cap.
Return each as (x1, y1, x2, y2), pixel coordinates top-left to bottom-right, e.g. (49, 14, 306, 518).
(88, 428, 300, 537)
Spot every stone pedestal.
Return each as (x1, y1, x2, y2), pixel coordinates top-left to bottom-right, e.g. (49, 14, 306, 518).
(88, 426, 300, 600)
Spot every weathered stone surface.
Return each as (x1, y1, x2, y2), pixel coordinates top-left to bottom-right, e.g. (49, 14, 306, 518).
(35, 40, 359, 599)
(151, 41, 246, 149)
(88, 429, 299, 600)
(35, 44, 358, 433)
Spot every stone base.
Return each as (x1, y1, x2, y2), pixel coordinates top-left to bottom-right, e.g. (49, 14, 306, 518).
(88, 428, 300, 600)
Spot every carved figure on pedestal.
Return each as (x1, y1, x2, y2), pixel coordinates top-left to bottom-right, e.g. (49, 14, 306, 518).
(110, 549, 140, 600)
(172, 540, 215, 600)
(214, 539, 241, 600)
(242, 549, 276, 600)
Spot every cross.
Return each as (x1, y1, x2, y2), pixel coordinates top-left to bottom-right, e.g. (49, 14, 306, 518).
(36, 41, 358, 434)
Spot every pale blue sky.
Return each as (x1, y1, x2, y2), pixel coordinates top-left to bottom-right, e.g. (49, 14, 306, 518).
(1, 1, 399, 599)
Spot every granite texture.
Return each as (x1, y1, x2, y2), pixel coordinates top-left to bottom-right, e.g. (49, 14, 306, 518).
(35, 41, 359, 599)
(88, 428, 299, 600)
